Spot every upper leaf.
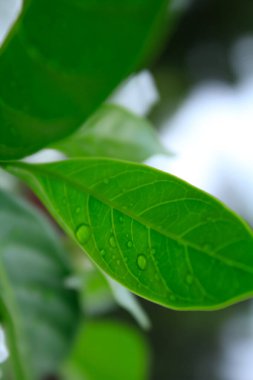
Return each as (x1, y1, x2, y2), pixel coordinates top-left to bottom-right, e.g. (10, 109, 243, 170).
(4, 159, 253, 310)
(0, 189, 80, 380)
(0, 0, 170, 160)
(54, 104, 169, 162)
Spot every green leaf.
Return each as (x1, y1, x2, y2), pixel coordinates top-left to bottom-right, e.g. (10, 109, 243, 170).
(54, 104, 169, 162)
(0, 0, 170, 160)
(0, 189, 80, 380)
(62, 320, 150, 380)
(4, 158, 253, 310)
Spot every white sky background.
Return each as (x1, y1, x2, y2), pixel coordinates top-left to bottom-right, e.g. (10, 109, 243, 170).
(0, 0, 22, 45)
(146, 36, 253, 228)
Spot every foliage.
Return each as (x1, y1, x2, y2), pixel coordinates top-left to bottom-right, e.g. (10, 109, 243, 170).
(0, 0, 252, 379)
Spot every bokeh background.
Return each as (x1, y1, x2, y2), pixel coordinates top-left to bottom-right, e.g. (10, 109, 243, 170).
(113, 1, 253, 379)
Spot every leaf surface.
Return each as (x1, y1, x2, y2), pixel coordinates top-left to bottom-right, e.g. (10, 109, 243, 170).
(54, 104, 169, 162)
(62, 320, 150, 380)
(0, 0, 170, 160)
(4, 159, 253, 310)
(0, 189, 80, 379)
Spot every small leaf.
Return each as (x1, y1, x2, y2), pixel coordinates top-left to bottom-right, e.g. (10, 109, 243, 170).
(4, 158, 253, 310)
(0, 0, 170, 160)
(62, 320, 150, 380)
(54, 104, 169, 162)
(0, 189, 80, 380)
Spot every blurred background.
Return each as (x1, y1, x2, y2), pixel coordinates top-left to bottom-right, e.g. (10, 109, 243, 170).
(106, 0, 253, 379)
(1, 0, 253, 379)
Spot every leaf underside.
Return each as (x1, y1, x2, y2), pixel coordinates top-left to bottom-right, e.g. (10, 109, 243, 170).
(5, 158, 253, 310)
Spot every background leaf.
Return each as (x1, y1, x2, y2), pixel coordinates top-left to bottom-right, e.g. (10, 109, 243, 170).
(62, 320, 150, 380)
(0, 189, 80, 380)
(54, 104, 169, 162)
(0, 0, 170, 160)
(4, 159, 253, 310)
(67, 249, 150, 328)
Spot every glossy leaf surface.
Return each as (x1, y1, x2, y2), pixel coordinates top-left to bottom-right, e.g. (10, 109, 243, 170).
(62, 320, 150, 380)
(4, 159, 253, 310)
(54, 104, 168, 162)
(0, 189, 80, 380)
(0, 0, 169, 160)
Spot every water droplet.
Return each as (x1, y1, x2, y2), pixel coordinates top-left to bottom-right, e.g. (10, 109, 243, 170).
(169, 294, 176, 302)
(76, 207, 81, 214)
(103, 179, 109, 185)
(116, 260, 120, 265)
(119, 217, 124, 223)
(186, 274, 194, 285)
(127, 241, 133, 248)
(75, 224, 91, 244)
(109, 235, 116, 248)
(100, 249, 106, 256)
(137, 255, 147, 270)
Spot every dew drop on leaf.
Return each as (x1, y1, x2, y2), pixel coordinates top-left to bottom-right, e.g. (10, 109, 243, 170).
(75, 224, 91, 244)
(76, 207, 81, 214)
(109, 235, 116, 248)
(103, 179, 109, 185)
(137, 255, 147, 270)
(127, 241, 133, 248)
(100, 249, 106, 256)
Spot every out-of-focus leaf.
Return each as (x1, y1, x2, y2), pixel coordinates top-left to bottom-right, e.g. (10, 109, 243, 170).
(54, 104, 169, 162)
(73, 260, 116, 316)
(0, 0, 170, 160)
(62, 320, 150, 380)
(106, 276, 150, 329)
(67, 249, 150, 328)
(0, 189, 80, 380)
(4, 159, 253, 311)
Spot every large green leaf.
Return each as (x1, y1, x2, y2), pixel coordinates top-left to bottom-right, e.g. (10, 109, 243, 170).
(0, 0, 170, 160)
(0, 189, 80, 380)
(4, 159, 253, 310)
(62, 320, 150, 380)
(54, 104, 169, 162)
